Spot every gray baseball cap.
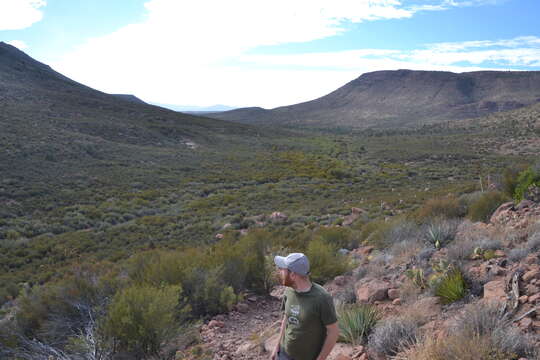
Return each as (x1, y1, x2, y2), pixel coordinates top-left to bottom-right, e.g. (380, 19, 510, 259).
(274, 253, 310, 276)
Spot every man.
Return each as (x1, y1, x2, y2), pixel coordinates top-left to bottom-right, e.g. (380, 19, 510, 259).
(271, 253, 339, 360)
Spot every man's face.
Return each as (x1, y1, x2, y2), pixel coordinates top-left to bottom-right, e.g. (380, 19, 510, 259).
(278, 268, 294, 287)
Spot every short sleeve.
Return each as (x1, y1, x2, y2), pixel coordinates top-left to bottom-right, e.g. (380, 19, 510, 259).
(320, 294, 337, 325)
(280, 293, 287, 312)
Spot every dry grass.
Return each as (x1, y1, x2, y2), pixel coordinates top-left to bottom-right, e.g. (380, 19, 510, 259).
(397, 333, 513, 360)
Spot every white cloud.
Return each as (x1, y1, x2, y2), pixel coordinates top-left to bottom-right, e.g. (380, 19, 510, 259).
(0, 0, 46, 31)
(50, 0, 534, 109)
(6, 40, 28, 50)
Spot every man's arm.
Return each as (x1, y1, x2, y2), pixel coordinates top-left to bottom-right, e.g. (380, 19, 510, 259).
(316, 322, 339, 360)
(271, 315, 287, 360)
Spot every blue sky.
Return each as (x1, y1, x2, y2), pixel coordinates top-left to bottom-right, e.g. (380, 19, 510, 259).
(1, 0, 539, 108)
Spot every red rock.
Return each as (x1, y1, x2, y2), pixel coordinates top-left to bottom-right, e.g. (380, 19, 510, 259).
(483, 279, 507, 303)
(388, 289, 400, 300)
(356, 246, 375, 256)
(524, 254, 539, 265)
(519, 295, 529, 304)
(516, 200, 535, 210)
(414, 297, 442, 319)
(356, 279, 389, 303)
(334, 275, 347, 286)
(490, 202, 515, 224)
(519, 317, 533, 331)
(525, 283, 539, 295)
(392, 298, 402, 306)
(494, 250, 506, 258)
(528, 293, 540, 303)
(489, 264, 505, 276)
(269, 211, 287, 220)
(335, 355, 353, 360)
(523, 269, 540, 282)
(208, 320, 225, 329)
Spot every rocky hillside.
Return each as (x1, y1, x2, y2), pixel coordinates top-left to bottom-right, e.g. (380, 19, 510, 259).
(179, 200, 540, 360)
(209, 70, 540, 129)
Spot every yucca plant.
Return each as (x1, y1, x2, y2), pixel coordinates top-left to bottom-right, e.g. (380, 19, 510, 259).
(433, 268, 467, 304)
(338, 304, 380, 346)
(405, 267, 427, 289)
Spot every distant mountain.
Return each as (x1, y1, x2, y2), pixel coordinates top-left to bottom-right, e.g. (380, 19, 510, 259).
(209, 69, 540, 129)
(112, 94, 147, 104)
(150, 103, 237, 113)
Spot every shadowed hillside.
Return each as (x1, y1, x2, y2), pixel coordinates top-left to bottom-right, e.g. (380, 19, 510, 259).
(0, 41, 277, 208)
(210, 69, 540, 129)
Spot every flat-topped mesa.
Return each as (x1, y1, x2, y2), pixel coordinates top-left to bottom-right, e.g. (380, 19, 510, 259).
(209, 69, 540, 129)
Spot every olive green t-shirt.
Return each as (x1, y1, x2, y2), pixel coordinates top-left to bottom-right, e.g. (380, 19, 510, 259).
(280, 283, 337, 360)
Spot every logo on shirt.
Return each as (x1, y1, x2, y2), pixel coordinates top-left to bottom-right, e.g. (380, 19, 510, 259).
(288, 305, 300, 325)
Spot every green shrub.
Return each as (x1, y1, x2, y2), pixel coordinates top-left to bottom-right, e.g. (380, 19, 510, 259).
(514, 166, 540, 202)
(413, 196, 464, 222)
(181, 266, 237, 317)
(306, 239, 351, 284)
(337, 304, 380, 346)
(502, 164, 528, 198)
(103, 284, 187, 356)
(315, 226, 356, 249)
(467, 191, 510, 223)
(359, 220, 392, 249)
(405, 268, 427, 290)
(433, 268, 466, 304)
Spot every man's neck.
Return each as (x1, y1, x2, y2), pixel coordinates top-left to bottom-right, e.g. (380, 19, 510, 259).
(293, 279, 312, 293)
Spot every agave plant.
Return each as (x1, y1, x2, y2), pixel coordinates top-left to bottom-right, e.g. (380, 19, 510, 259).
(433, 268, 467, 304)
(338, 303, 380, 346)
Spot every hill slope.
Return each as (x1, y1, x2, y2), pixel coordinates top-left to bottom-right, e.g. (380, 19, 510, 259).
(210, 69, 540, 129)
(0, 42, 273, 207)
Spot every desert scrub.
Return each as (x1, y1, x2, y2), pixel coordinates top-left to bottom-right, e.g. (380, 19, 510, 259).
(514, 164, 540, 202)
(368, 316, 419, 357)
(424, 219, 460, 249)
(413, 195, 464, 222)
(398, 302, 537, 360)
(405, 267, 427, 290)
(306, 238, 352, 284)
(431, 267, 467, 304)
(467, 191, 510, 223)
(314, 226, 356, 249)
(454, 303, 537, 358)
(337, 304, 380, 346)
(104, 284, 188, 357)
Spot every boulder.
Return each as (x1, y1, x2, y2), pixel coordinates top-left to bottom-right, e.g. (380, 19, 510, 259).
(528, 293, 540, 303)
(483, 279, 507, 303)
(356, 279, 390, 303)
(269, 212, 288, 221)
(355, 246, 375, 257)
(490, 202, 515, 224)
(235, 342, 257, 355)
(334, 275, 347, 286)
(522, 268, 540, 282)
(236, 303, 249, 313)
(516, 200, 535, 211)
(387, 288, 400, 300)
(414, 297, 442, 319)
(208, 320, 225, 329)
